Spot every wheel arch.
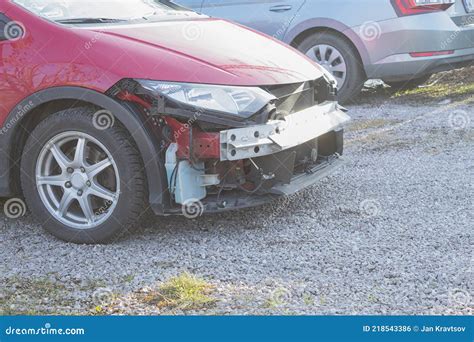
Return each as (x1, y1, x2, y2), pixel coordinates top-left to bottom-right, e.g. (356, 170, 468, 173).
(0, 86, 168, 214)
(286, 19, 370, 69)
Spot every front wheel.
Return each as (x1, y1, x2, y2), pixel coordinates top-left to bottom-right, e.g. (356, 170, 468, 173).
(21, 107, 147, 244)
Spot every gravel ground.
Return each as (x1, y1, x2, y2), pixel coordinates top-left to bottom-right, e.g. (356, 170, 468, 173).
(0, 71, 473, 316)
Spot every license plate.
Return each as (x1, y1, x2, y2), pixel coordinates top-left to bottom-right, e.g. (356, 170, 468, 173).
(464, 0, 474, 12)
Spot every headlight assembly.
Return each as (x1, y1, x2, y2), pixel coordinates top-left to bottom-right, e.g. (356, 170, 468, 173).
(136, 80, 276, 119)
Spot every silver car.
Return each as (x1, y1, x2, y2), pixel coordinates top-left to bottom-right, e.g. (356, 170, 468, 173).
(175, 0, 474, 102)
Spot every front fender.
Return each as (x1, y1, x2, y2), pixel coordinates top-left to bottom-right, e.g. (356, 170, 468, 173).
(0, 86, 168, 214)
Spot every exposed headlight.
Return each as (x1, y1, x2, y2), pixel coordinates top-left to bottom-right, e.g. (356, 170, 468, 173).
(137, 80, 276, 118)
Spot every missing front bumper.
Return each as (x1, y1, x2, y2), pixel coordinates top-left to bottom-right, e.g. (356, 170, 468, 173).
(201, 153, 345, 213)
(163, 100, 349, 215)
(269, 154, 344, 196)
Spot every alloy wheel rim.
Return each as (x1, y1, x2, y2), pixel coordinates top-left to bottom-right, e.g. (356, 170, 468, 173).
(306, 44, 347, 89)
(36, 131, 120, 230)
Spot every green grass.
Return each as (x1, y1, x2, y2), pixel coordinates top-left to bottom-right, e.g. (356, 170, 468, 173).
(141, 273, 216, 310)
(263, 288, 290, 309)
(303, 293, 315, 306)
(123, 274, 135, 283)
(394, 82, 474, 99)
(355, 68, 474, 105)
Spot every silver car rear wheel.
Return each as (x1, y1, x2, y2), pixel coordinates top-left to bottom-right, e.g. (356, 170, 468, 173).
(36, 131, 120, 230)
(306, 44, 347, 88)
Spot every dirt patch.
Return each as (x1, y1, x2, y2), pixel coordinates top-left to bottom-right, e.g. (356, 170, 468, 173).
(429, 66, 474, 85)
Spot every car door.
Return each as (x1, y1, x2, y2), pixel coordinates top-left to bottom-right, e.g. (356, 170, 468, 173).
(200, 0, 306, 40)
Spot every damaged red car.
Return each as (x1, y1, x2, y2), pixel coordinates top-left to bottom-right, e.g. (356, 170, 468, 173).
(0, 0, 350, 243)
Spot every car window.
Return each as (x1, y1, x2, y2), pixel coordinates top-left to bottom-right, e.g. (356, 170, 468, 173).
(13, 0, 194, 22)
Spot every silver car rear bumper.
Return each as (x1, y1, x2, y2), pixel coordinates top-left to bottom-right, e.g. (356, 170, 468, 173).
(350, 12, 474, 80)
(366, 47, 474, 80)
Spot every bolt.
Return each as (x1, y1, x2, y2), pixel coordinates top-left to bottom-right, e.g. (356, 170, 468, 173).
(86, 181, 91, 187)
(65, 182, 72, 188)
(80, 167, 86, 173)
(77, 190, 83, 196)
(67, 167, 74, 174)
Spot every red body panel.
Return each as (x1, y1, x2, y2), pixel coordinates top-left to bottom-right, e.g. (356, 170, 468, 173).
(0, 1, 325, 126)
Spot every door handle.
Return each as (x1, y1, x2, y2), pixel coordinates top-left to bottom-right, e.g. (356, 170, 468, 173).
(269, 5, 293, 12)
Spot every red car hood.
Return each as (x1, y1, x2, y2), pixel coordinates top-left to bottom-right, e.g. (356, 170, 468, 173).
(83, 18, 324, 86)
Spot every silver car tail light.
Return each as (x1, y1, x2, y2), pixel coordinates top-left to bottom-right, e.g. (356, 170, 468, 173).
(391, 0, 455, 16)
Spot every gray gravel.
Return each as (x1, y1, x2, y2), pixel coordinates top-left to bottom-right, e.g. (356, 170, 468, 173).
(0, 89, 473, 315)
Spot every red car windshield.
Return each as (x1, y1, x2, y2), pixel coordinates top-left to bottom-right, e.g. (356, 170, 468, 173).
(13, 0, 191, 22)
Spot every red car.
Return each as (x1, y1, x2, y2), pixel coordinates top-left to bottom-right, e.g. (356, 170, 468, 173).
(0, 0, 349, 243)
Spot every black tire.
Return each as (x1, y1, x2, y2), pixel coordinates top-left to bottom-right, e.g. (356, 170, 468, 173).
(296, 31, 366, 104)
(21, 107, 147, 244)
(384, 74, 432, 90)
